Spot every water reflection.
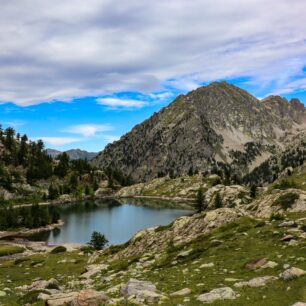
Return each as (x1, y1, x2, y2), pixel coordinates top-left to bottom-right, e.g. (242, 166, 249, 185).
(33, 199, 193, 246)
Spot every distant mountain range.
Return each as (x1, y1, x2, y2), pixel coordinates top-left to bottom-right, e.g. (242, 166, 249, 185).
(46, 148, 98, 160)
(92, 81, 306, 182)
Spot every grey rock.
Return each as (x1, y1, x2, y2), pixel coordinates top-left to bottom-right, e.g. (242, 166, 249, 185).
(280, 267, 306, 280)
(197, 287, 236, 303)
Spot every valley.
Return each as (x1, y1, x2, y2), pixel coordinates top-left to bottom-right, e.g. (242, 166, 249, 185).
(0, 82, 305, 305)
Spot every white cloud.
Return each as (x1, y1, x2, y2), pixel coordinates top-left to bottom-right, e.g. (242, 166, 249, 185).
(36, 137, 82, 146)
(3, 120, 26, 128)
(0, 0, 306, 105)
(63, 123, 113, 137)
(96, 98, 148, 109)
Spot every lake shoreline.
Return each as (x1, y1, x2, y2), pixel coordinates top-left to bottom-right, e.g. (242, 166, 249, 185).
(11, 193, 195, 209)
(0, 219, 64, 240)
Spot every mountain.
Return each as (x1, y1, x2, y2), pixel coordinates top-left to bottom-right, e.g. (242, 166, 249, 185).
(92, 82, 306, 182)
(47, 148, 98, 160)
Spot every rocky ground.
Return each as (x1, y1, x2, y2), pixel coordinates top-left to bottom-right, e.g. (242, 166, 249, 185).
(0, 167, 305, 305)
(0, 196, 305, 305)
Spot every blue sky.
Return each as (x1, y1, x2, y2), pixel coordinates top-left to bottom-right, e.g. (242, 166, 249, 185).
(1, 1, 306, 152)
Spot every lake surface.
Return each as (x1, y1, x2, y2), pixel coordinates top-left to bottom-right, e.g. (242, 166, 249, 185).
(34, 199, 193, 246)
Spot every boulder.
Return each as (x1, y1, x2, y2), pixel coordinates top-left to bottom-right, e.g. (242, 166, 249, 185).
(45, 289, 109, 306)
(121, 278, 156, 296)
(261, 261, 278, 269)
(121, 278, 163, 303)
(280, 235, 295, 242)
(0, 291, 6, 297)
(291, 303, 306, 306)
(279, 267, 306, 280)
(197, 287, 236, 303)
(234, 276, 277, 288)
(200, 262, 214, 268)
(279, 220, 296, 227)
(170, 288, 191, 297)
(80, 264, 109, 279)
(20, 278, 59, 291)
(245, 258, 267, 269)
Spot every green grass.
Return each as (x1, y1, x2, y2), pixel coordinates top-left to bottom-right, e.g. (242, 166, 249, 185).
(0, 251, 87, 306)
(0, 244, 25, 257)
(0, 213, 305, 305)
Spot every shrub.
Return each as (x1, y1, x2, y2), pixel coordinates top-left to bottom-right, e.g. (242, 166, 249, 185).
(274, 192, 299, 210)
(270, 213, 285, 221)
(274, 179, 297, 190)
(155, 222, 173, 232)
(50, 245, 67, 254)
(0, 244, 24, 257)
(80, 245, 94, 254)
(88, 231, 108, 250)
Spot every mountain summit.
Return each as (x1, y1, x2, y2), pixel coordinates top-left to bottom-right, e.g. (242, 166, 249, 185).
(93, 82, 306, 182)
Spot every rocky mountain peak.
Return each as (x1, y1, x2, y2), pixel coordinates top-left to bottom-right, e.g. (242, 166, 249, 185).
(92, 82, 306, 182)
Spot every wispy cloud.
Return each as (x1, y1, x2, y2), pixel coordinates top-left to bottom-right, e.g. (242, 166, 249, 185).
(36, 137, 82, 146)
(96, 91, 174, 110)
(63, 123, 113, 137)
(3, 120, 26, 128)
(96, 98, 148, 109)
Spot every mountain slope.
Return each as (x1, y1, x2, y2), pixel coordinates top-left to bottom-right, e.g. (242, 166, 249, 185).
(93, 82, 306, 182)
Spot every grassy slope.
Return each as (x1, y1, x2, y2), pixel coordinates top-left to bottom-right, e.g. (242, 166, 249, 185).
(117, 174, 220, 198)
(0, 213, 305, 305)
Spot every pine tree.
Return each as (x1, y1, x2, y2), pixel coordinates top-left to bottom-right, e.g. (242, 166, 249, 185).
(88, 231, 108, 250)
(250, 184, 257, 198)
(196, 187, 205, 213)
(214, 192, 222, 208)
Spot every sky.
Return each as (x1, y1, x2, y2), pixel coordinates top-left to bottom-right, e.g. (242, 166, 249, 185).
(1, 0, 306, 152)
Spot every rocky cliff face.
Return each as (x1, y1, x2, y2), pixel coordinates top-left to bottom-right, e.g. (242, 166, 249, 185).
(93, 82, 306, 182)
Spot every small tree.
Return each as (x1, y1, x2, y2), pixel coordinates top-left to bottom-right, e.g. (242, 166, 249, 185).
(250, 184, 257, 198)
(214, 192, 222, 208)
(88, 231, 108, 250)
(196, 187, 206, 213)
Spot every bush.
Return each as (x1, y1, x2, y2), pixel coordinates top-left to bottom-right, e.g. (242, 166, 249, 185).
(50, 245, 67, 254)
(88, 231, 108, 250)
(274, 179, 297, 190)
(274, 192, 300, 210)
(80, 245, 95, 254)
(270, 213, 285, 221)
(0, 244, 24, 257)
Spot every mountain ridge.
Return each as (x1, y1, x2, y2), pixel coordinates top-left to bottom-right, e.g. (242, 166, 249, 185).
(47, 148, 98, 160)
(92, 82, 306, 182)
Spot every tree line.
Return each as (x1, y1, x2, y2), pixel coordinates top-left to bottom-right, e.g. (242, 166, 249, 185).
(0, 204, 60, 230)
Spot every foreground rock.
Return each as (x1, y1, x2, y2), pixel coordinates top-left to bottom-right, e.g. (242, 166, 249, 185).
(80, 264, 109, 279)
(234, 276, 277, 288)
(121, 278, 164, 304)
(170, 288, 191, 297)
(197, 287, 236, 303)
(18, 278, 59, 291)
(280, 267, 306, 280)
(45, 289, 109, 306)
